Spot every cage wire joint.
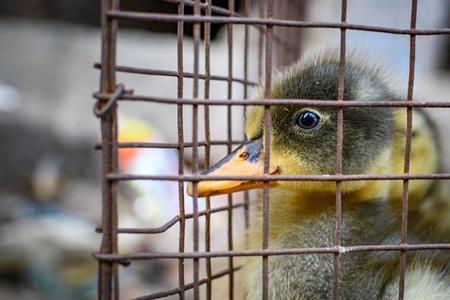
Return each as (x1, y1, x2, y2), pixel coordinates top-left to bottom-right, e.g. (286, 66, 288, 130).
(93, 83, 134, 117)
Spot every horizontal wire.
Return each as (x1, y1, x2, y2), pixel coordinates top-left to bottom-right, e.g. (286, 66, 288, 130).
(93, 243, 450, 262)
(132, 266, 241, 300)
(105, 11, 450, 36)
(93, 93, 450, 107)
(95, 200, 254, 234)
(93, 63, 258, 86)
(163, 0, 238, 17)
(95, 140, 243, 150)
(106, 173, 450, 182)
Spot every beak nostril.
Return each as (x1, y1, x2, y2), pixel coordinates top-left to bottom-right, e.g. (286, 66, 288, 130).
(239, 152, 249, 160)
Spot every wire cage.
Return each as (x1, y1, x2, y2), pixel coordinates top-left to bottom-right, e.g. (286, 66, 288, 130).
(93, 0, 450, 299)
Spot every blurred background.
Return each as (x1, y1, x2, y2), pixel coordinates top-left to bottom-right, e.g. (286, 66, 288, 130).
(1, 0, 450, 299)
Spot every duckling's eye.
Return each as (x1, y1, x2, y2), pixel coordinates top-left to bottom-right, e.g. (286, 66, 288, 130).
(296, 111, 321, 130)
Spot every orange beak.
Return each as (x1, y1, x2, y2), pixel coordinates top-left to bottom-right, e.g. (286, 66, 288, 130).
(186, 137, 279, 197)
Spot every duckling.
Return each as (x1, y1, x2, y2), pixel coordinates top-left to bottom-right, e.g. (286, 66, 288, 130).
(187, 52, 450, 299)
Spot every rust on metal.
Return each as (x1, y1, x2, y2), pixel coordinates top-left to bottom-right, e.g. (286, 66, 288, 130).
(93, 242, 450, 262)
(262, 0, 275, 298)
(105, 172, 450, 182)
(104, 11, 450, 36)
(94, 84, 133, 117)
(331, 0, 348, 297)
(93, 93, 450, 107)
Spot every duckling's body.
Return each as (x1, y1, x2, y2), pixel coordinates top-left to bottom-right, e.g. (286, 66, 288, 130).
(390, 108, 440, 206)
(187, 52, 450, 299)
(245, 192, 390, 299)
(412, 178, 450, 242)
(390, 108, 450, 243)
(244, 189, 450, 299)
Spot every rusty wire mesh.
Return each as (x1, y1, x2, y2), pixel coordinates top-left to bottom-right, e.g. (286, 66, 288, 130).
(93, 0, 450, 299)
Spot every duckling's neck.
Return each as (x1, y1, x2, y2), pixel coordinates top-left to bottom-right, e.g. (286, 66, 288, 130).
(244, 182, 397, 299)
(248, 179, 392, 249)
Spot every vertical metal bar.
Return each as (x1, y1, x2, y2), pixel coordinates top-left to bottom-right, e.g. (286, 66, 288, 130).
(99, 0, 116, 93)
(110, 2, 120, 297)
(192, 0, 201, 298)
(258, 0, 267, 79)
(227, 1, 234, 151)
(398, 1, 417, 299)
(98, 0, 119, 299)
(177, 1, 186, 299)
(262, 108, 271, 300)
(333, 1, 347, 299)
(226, 1, 235, 298)
(203, 1, 213, 299)
(243, 0, 250, 102)
(263, 1, 275, 299)
(243, 0, 251, 229)
(98, 99, 118, 300)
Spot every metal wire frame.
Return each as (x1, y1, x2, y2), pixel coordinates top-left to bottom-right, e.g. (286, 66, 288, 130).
(93, 0, 450, 299)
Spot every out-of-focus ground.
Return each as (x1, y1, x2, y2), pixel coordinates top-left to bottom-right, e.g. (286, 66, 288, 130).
(0, 0, 450, 299)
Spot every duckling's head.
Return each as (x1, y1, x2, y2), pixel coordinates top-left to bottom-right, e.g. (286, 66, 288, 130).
(187, 53, 397, 197)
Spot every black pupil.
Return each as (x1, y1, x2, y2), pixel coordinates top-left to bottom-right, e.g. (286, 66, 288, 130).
(297, 111, 320, 129)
